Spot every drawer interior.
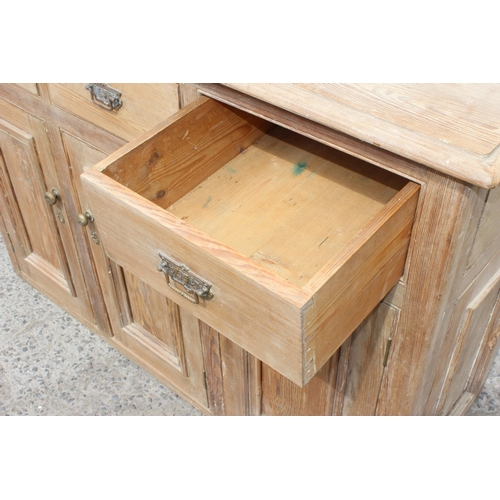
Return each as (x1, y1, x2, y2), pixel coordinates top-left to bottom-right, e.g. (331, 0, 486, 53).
(102, 99, 409, 289)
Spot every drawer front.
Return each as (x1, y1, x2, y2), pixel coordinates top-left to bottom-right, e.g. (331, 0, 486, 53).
(81, 96, 419, 386)
(47, 83, 179, 141)
(83, 170, 305, 384)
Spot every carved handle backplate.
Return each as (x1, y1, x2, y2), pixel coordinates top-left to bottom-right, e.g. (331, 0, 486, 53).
(157, 252, 214, 304)
(85, 83, 123, 111)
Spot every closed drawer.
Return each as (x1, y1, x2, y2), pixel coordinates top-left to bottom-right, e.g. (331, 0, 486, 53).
(81, 96, 420, 386)
(47, 83, 179, 141)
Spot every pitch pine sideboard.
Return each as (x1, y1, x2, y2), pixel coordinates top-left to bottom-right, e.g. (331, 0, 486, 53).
(1, 83, 499, 415)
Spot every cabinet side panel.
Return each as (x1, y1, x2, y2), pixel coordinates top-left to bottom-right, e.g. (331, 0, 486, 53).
(377, 173, 482, 415)
(440, 271, 500, 415)
(467, 188, 500, 268)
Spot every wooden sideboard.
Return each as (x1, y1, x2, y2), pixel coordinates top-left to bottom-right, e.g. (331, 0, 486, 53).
(1, 83, 499, 416)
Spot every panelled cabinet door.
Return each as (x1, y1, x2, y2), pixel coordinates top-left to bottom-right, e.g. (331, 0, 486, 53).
(61, 133, 208, 408)
(0, 117, 83, 310)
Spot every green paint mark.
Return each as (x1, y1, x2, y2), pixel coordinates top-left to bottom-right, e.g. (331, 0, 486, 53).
(293, 162, 308, 176)
(226, 166, 237, 173)
(203, 196, 212, 208)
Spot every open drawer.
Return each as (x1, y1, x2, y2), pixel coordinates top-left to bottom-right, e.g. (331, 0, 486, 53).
(81, 96, 419, 386)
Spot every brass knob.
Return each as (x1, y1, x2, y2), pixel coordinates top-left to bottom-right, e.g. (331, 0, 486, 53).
(77, 213, 89, 226)
(44, 188, 60, 206)
(77, 209, 94, 227)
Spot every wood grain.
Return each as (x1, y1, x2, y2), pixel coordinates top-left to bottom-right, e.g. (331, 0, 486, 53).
(179, 84, 200, 108)
(0, 117, 83, 312)
(168, 126, 404, 287)
(342, 303, 399, 415)
(122, 268, 188, 375)
(47, 83, 180, 141)
(5, 83, 500, 415)
(467, 187, 500, 267)
(82, 97, 419, 385)
(448, 392, 476, 416)
(439, 269, 500, 415)
(200, 321, 225, 415)
(303, 182, 419, 383)
(103, 96, 272, 209)
(219, 334, 249, 415)
(60, 131, 113, 334)
(101, 261, 208, 406)
(376, 172, 481, 415)
(0, 84, 127, 154)
(83, 168, 306, 383)
(13, 83, 39, 96)
(261, 356, 337, 416)
(197, 84, 431, 186)
(467, 289, 500, 395)
(224, 83, 500, 188)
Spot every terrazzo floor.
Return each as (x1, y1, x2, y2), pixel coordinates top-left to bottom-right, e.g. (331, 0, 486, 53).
(0, 234, 499, 416)
(0, 235, 201, 416)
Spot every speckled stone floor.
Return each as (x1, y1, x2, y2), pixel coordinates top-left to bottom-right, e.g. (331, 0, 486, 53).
(0, 234, 498, 416)
(0, 235, 201, 416)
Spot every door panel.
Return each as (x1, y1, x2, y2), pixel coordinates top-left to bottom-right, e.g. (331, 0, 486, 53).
(60, 131, 111, 333)
(0, 118, 78, 306)
(106, 261, 208, 406)
(60, 132, 207, 406)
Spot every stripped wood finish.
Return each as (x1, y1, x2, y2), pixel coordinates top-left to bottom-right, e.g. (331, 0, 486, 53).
(342, 303, 399, 416)
(467, 187, 500, 267)
(224, 83, 500, 189)
(199, 322, 225, 415)
(13, 83, 39, 96)
(197, 84, 432, 186)
(2, 83, 500, 415)
(261, 356, 337, 416)
(179, 84, 200, 108)
(377, 173, 487, 415)
(47, 83, 180, 141)
(59, 132, 112, 334)
(440, 270, 500, 415)
(103, 97, 272, 210)
(467, 291, 500, 396)
(168, 126, 405, 286)
(81, 96, 419, 386)
(101, 261, 207, 406)
(0, 112, 91, 319)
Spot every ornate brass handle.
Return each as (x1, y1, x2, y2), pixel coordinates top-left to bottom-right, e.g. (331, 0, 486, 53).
(85, 83, 123, 111)
(157, 252, 214, 304)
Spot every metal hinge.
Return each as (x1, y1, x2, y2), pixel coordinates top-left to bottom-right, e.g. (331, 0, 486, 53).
(6, 232, 15, 253)
(383, 338, 393, 367)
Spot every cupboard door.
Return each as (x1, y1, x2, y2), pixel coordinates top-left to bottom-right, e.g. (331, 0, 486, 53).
(60, 132, 207, 407)
(0, 117, 82, 310)
(101, 259, 208, 408)
(59, 132, 113, 334)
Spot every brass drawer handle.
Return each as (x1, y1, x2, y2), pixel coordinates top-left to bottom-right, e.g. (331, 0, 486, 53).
(157, 252, 214, 304)
(85, 83, 123, 111)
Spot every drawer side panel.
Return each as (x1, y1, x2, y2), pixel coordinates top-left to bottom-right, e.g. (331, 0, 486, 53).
(303, 183, 420, 384)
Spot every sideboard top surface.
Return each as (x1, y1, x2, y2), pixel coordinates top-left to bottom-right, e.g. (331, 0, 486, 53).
(224, 83, 500, 189)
